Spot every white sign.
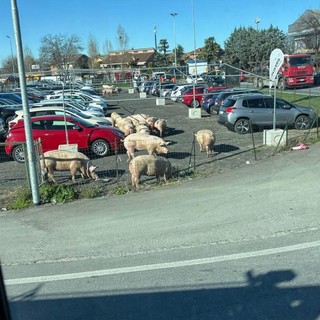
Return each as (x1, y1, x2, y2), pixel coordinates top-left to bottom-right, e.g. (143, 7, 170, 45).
(31, 64, 40, 70)
(269, 48, 284, 87)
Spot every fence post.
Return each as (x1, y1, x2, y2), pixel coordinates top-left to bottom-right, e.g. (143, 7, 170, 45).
(249, 121, 257, 161)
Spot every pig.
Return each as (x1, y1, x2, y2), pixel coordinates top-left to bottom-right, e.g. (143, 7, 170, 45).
(129, 155, 172, 189)
(195, 129, 216, 157)
(154, 119, 167, 137)
(126, 113, 149, 126)
(40, 150, 99, 184)
(135, 123, 150, 134)
(123, 133, 170, 161)
(116, 120, 135, 136)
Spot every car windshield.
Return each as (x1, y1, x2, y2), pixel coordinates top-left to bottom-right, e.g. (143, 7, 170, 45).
(288, 56, 312, 66)
(65, 106, 91, 119)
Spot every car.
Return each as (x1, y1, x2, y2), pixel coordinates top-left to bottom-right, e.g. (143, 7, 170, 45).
(0, 117, 6, 141)
(186, 75, 205, 84)
(169, 84, 193, 102)
(218, 93, 317, 134)
(0, 92, 30, 106)
(150, 82, 172, 96)
(211, 88, 261, 114)
(201, 90, 228, 114)
(9, 106, 113, 130)
(46, 92, 108, 115)
(0, 103, 21, 129)
(5, 114, 125, 163)
(181, 86, 208, 108)
(159, 83, 177, 97)
(31, 99, 105, 117)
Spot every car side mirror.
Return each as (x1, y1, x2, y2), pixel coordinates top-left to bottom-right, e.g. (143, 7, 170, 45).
(73, 125, 81, 130)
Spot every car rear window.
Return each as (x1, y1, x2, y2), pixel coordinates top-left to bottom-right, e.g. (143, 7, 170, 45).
(222, 98, 237, 108)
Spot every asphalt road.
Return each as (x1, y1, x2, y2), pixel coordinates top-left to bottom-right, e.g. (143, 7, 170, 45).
(1, 137, 320, 319)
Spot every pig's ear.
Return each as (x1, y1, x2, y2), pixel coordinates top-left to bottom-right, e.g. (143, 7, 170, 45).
(89, 165, 98, 172)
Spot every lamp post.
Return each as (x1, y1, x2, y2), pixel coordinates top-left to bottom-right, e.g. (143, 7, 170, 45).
(6, 35, 15, 74)
(170, 13, 178, 69)
(255, 17, 260, 30)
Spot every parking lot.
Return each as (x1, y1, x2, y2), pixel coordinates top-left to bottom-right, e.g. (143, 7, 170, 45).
(0, 89, 312, 201)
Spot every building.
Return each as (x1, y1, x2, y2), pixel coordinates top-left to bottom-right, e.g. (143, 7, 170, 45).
(288, 9, 320, 53)
(101, 48, 156, 70)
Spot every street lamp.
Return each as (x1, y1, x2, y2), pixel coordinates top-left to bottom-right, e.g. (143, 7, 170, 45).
(170, 13, 178, 69)
(6, 35, 15, 74)
(254, 17, 260, 30)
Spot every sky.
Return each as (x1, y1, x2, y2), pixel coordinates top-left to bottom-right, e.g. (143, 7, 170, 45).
(0, 0, 319, 64)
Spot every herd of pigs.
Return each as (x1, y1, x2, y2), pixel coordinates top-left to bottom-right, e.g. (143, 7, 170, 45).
(41, 111, 216, 189)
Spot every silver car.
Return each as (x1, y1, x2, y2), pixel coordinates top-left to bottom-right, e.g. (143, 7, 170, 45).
(218, 93, 317, 134)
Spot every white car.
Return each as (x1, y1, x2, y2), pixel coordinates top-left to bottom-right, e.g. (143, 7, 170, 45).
(186, 75, 205, 84)
(30, 99, 105, 118)
(9, 106, 112, 130)
(170, 84, 193, 102)
(46, 91, 108, 115)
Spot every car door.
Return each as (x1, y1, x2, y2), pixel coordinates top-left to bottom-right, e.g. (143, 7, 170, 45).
(244, 97, 270, 126)
(37, 119, 88, 151)
(265, 98, 294, 126)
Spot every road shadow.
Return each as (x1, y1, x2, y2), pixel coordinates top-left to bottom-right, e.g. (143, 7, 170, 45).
(8, 269, 320, 320)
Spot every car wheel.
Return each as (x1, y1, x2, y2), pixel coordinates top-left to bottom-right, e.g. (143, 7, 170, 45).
(234, 119, 251, 134)
(12, 145, 25, 163)
(295, 115, 311, 130)
(209, 106, 215, 115)
(191, 99, 200, 108)
(90, 139, 110, 157)
(278, 78, 286, 91)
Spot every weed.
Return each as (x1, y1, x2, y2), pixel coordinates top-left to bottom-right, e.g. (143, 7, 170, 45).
(77, 185, 104, 199)
(9, 187, 33, 210)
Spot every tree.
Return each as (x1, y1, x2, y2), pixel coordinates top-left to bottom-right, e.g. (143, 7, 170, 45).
(103, 39, 113, 55)
(87, 35, 100, 68)
(117, 25, 129, 70)
(157, 39, 170, 66)
(39, 33, 83, 70)
(172, 44, 184, 66)
(200, 37, 224, 64)
(23, 46, 37, 72)
(224, 26, 287, 69)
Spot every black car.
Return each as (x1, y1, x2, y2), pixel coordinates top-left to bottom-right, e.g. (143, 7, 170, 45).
(0, 101, 21, 131)
(201, 90, 226, 114)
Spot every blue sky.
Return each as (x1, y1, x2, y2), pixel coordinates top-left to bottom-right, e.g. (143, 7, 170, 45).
(0, 0, 319, 63)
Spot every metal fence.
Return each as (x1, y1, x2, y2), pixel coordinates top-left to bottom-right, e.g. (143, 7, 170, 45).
(1, 125, 318, 195)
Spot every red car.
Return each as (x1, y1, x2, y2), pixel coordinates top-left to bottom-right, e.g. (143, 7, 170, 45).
(181, 86, 207, 108)
(5, 115, 125, 163)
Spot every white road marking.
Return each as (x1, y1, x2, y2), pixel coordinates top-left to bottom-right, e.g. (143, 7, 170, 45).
(5, 240, 320, 286)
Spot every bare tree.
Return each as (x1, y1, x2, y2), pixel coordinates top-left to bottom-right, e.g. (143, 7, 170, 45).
(87, 34, 100, 68)
(39, 33, 83, 70)
(297, 10, 320, 54)
(23, 46, 37, 72)
(117, 25, 129, 51)
(117, 25, 129, 70)
(103, 39, 113, 55)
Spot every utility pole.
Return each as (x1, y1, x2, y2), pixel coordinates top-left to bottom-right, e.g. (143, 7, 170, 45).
(170, 13, 178, 68)
(154, 25, 157, 51)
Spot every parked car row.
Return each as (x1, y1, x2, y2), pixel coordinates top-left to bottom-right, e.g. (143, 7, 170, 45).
(138, 79, 317, 136)
(0, 84, 110, 143)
